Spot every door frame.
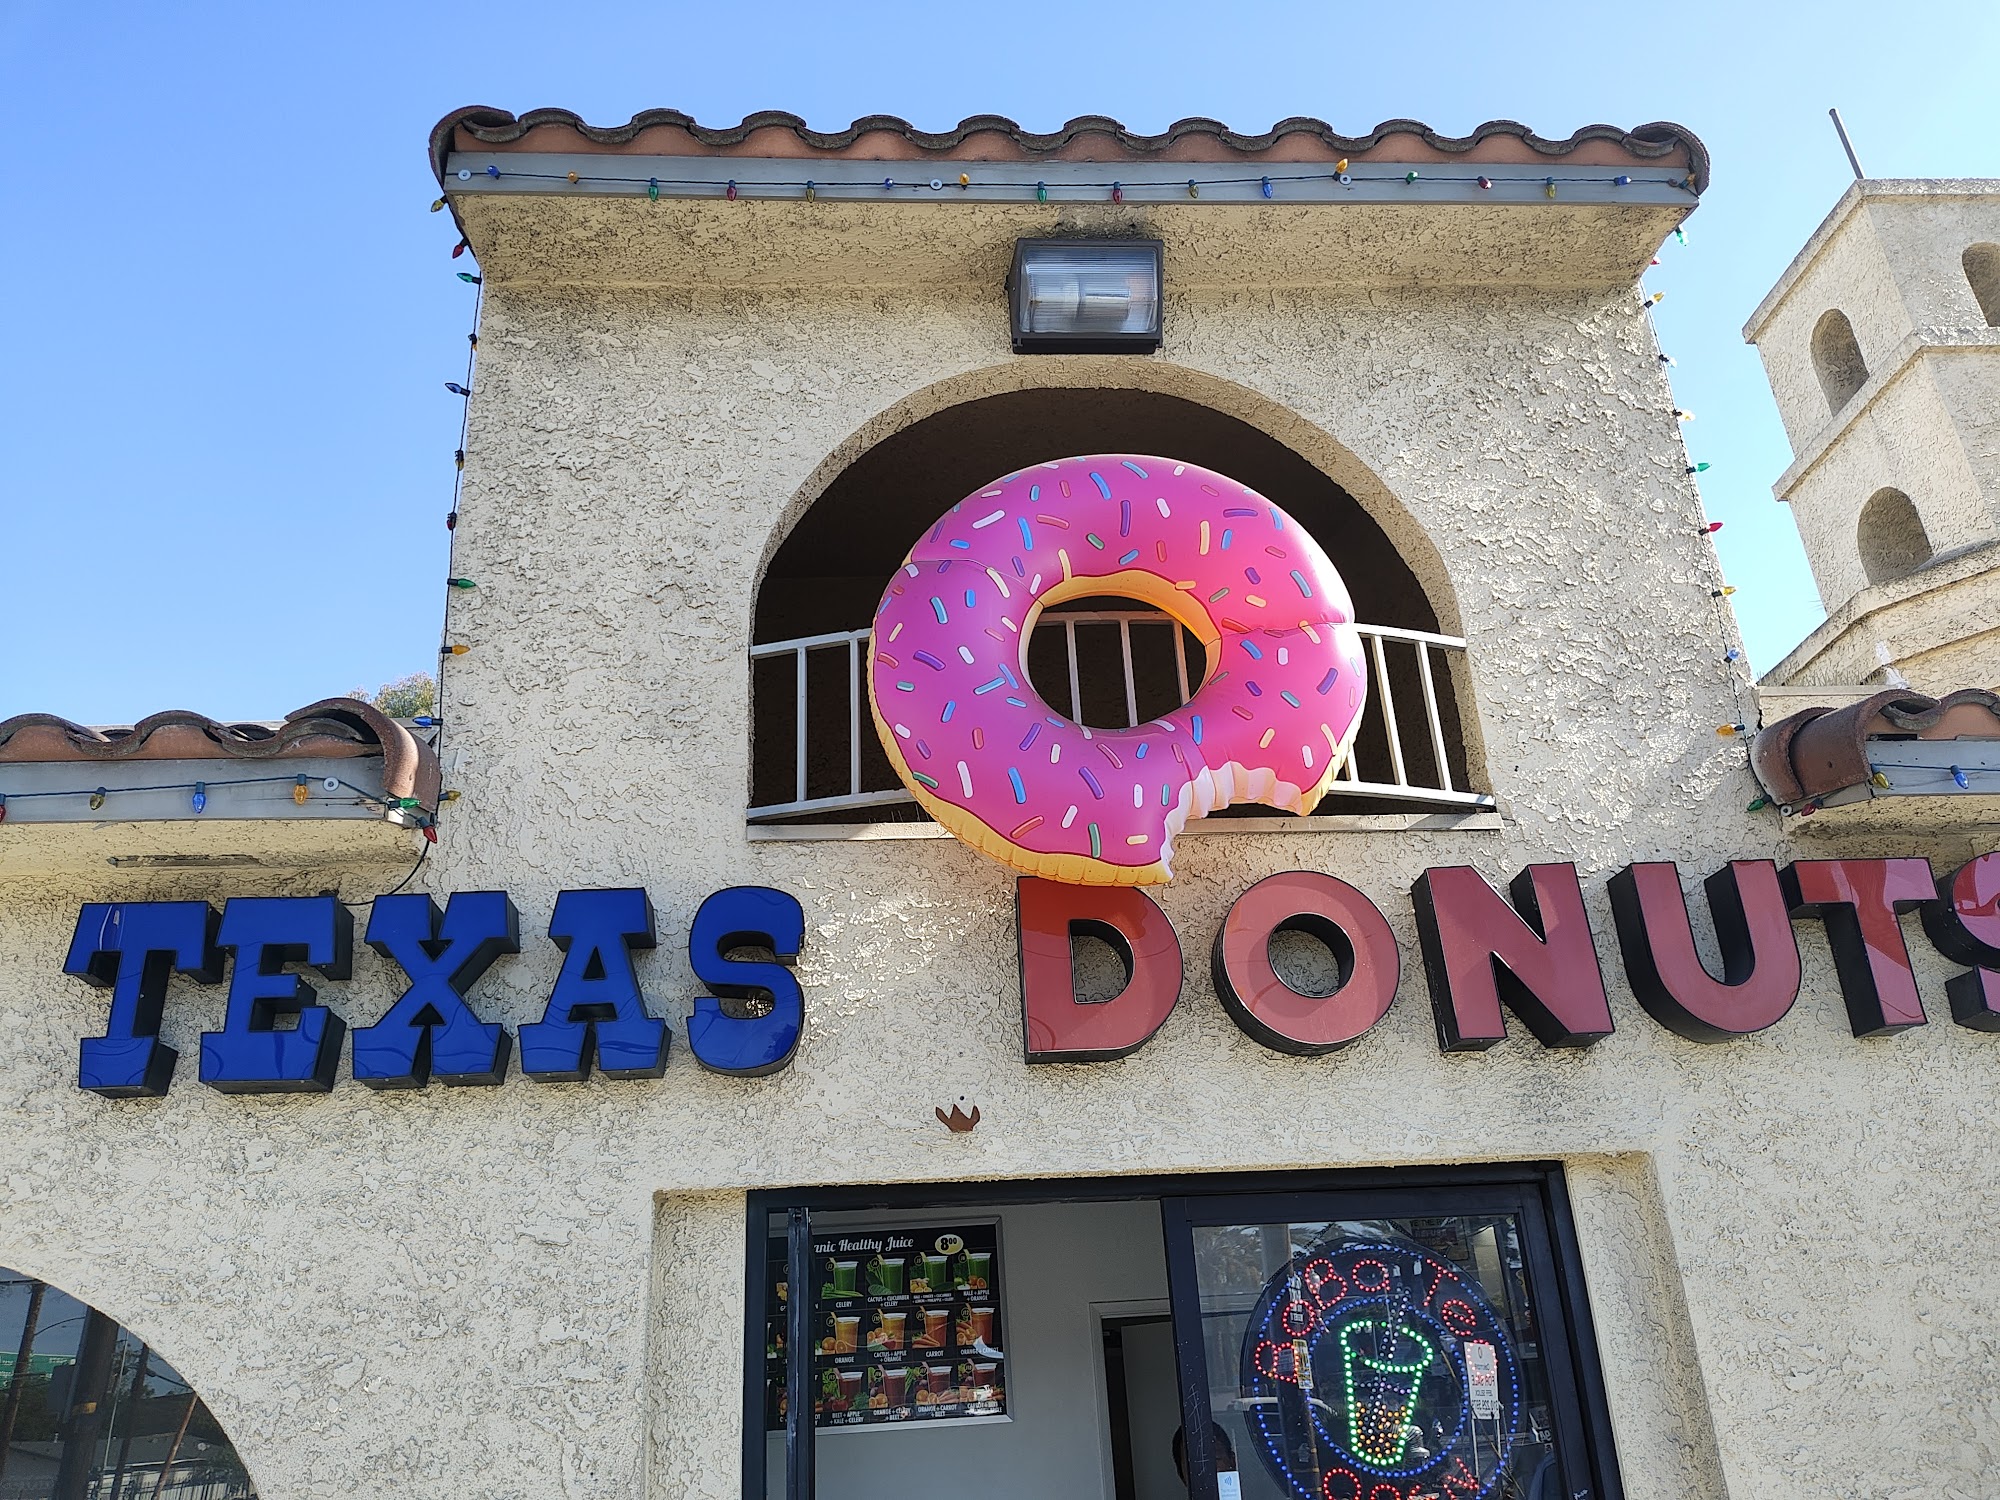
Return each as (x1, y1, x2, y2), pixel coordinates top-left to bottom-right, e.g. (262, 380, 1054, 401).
(740, 1162, 1619, 1500)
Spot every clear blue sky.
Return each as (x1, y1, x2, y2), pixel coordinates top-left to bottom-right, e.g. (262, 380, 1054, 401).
(4, 2, 1997, 723)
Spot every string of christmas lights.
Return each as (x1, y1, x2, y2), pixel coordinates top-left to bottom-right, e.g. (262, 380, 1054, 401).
(446, 161, 1699, 202)
(428, 246, 485, 830)
(1639, 232, 1765, 790)
(0, 774, 430, 823)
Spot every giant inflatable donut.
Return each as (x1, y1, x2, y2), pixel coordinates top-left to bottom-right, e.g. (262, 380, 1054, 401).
(867, 455, 1368, 885)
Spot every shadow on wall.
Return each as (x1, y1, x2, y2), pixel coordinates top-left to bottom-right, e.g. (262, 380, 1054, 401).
(750, 388, 1470, 819)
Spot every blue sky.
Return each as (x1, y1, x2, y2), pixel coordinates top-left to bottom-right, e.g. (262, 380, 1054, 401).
(4, 2, 1997, 723)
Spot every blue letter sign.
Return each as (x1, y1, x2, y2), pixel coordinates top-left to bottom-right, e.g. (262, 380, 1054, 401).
(200, 896, 354, 1093)
(65, 902, 221, 1097)
(687, 886, 805, 1077)
(520, 888, 669, 1080)
(353, 892, 519, 1087)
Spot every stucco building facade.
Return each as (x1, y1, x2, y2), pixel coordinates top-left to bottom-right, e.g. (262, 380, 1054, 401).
(3, 110, 1999, 1500)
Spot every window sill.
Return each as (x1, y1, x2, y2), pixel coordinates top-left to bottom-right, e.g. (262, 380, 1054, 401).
(746, 810, 1502, 842)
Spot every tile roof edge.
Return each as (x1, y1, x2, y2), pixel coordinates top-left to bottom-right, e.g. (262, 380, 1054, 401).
(428, 107, 1709, 194)
(0, 700, 440, 809)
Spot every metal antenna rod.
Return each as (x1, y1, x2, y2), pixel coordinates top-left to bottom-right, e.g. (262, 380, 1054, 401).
(1829, 108, 1866, 180)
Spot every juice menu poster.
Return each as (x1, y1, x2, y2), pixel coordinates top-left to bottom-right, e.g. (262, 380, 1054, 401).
(764, 1222, 1006, 1431)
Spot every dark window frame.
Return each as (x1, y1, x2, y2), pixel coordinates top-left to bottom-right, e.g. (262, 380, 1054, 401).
(741, 1162, 1623, 1500)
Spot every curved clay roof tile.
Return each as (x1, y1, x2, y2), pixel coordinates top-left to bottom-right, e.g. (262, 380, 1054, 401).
(429, 107, 1709, 193)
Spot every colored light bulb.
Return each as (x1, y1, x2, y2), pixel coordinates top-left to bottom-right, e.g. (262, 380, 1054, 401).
(423, 824, 439, 844)
(1716, 723, 1746, 737)
(429, 196, 446, 213)
(445, 382, 471, 396)
(1036, 181, 1047, 202)
(191, 783, 207, 814)
(1871, 772, 1892, 790)
(1747, 793, 1770, 811)
(1187, 180, 1198, 198)
(397, 797, 422, 811)
(440, 789, 461, 803)
(1703, 521, 1724, 533)
(447, 577, 476, 589)
(413, 716, 439, 728)
(442, 643, 469, 656)
(1687, 462, 1711, 473)
(485, 165, 499, 179)
(1111, 182, 1123, 203)
(1712, 586, 1737, 597)
(566, 171, 579, 184)
(1544, 178, 1557, 198)
(456, 272, 481, 285)
(445, 511, 458, 530)
(1476, 175, 1492, 189)
(1615, 175, 1632, 186)
(294, 777, 310, 805)
(0, 795, 8, 822)
(1953, 766, 1971, 789)
(451, 239, 468, 259)
(1404, 171, 1419, 184)
(1334, 159, 1348, 173)
(89, 789, 106, 810)
(1724, 648, 1742, 662)
(958, 173, 969, 189)
(1260, 176, 1273, 199)
(454, 449, 465, 470)
(1675, 409, 1694, 421)
(648, 177, 659, 201)
(804, 180, 815, 201)
(1674, 226, 1687, 244)
(725, 180, 737, 200)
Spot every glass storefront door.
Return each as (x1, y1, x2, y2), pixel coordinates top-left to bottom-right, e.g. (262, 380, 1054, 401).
(749, 1169, 1618, 1500)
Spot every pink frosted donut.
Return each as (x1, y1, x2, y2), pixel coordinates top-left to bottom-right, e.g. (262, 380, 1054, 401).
(867, 454, 1368, 885)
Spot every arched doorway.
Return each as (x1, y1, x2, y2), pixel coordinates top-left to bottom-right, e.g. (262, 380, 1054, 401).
(0, 1269, 255, 1500)
(751, 387, 1482, 822)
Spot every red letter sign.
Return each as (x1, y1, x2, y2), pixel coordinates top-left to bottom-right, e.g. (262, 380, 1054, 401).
(1017, 878, 1182, 1063)
(1211, 872, 1400, 1055)
(1608, 861, 1800, 1042)
(1781, 858, 1933, 1036)
(1919, 852, 2000, 1031)
(1410, 864, 1612, 1050)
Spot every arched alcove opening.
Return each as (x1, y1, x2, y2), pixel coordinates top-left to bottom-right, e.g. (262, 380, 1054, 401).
(0, 1267, 258, 1498)
(1857, 487, 1931, 585)
(1965, 244, 2000, 326)
(751, 387, 1478, 822)
(1810, 309, 1869, 414)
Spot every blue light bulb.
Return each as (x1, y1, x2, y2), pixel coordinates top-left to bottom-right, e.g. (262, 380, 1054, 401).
(191, 782, 207, 814)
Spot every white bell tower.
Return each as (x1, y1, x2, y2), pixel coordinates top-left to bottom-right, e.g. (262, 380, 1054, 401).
(1744, 178, 2000, 690)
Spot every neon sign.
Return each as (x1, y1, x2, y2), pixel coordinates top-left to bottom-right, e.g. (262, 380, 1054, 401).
(1241, 1240, 1525, 1500)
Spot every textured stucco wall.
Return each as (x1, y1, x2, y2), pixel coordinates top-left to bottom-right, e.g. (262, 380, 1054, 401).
(5, 200, 2000, 1500)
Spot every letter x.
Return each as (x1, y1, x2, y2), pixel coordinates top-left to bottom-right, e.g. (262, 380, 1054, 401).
(353, 892, 519, 1087)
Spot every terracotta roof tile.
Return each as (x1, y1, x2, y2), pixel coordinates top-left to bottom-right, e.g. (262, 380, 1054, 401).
(0, 700, 440, 809)
(430, 108, 1708, 193)
(1751, 688, 2000, 809)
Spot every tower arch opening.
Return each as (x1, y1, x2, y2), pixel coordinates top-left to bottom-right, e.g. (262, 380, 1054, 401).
(750, 385, 1481, 822)
(1965, 244, 2000, 326)
(1857, 487, 1930, 585)
(1810, 309, 1869, 414)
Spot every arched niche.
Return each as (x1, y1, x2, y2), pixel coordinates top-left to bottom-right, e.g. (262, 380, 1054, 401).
(1857, 487, 1930, 585)
(750, 372, 1481, 821)
(0, 1266, 259, 1498)
(1965, 244, 2000, 327)
(1810, 309, 1869, 414)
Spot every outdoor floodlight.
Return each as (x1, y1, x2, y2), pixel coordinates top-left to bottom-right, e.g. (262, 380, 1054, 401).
(1007, 238, 1164, 354)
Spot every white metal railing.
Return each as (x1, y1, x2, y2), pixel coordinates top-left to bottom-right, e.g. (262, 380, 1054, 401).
(748, 613, 1492, 822)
